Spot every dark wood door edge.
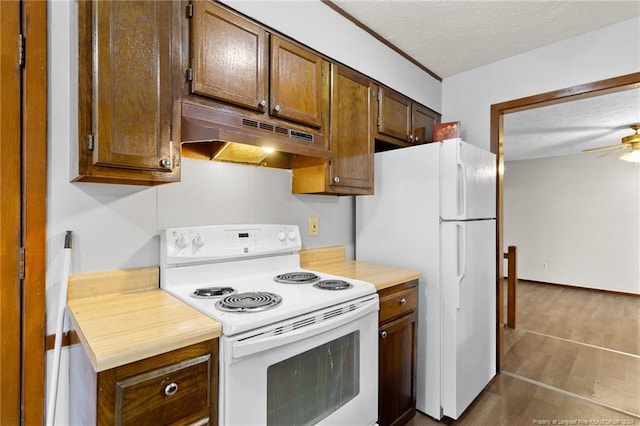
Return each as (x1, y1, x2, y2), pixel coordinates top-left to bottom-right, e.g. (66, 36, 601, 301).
(22, 3, 48, 423)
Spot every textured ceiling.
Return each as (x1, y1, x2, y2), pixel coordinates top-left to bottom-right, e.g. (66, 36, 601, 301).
(330, 1, 640, 161)
(504, 88, 640, 161)
(331, 1, 640, 78)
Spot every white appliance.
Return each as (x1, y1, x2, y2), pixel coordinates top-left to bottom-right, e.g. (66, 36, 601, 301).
(160, 224, 379, 425)
(355, 139, 496, 420)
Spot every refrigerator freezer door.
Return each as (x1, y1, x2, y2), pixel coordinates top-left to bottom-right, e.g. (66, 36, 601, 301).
(441, 139, 496, 220)
(440, 219, 496, 419)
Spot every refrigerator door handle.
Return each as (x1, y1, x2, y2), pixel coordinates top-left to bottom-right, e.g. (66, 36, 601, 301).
(457, 159, 467, 218)
(456, 223, 467, 310)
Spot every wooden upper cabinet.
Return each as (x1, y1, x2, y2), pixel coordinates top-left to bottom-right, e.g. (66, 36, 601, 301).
(329, 65, 374, 192)
(191, 0, 268, 112)
(412, 103, 439, 145)
(76, 0, 181, 184)
(291, 64, 373, 195)
(189, 1, 324, 129)
(377, 87, 412, 143)
(270, 36, 323, 128)
(375, 85, 441, 149)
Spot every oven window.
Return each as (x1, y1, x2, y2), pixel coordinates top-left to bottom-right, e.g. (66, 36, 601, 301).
(267, 331, 360, 425)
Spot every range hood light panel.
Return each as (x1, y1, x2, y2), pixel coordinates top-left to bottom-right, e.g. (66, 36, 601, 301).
(213, 142, 273, 164)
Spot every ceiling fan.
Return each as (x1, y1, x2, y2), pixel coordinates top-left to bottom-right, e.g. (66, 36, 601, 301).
(582, 124, 640, 162)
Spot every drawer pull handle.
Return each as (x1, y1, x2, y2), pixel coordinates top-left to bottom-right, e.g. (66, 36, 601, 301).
(399, 298, 407, 306)
(164, 382, 179, 396)
(380, 331, 388, 339)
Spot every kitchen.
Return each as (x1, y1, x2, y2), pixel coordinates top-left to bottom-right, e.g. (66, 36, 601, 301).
(2, 0, 639, 424)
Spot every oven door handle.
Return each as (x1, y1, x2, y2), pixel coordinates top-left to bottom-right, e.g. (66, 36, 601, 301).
(231, 298, 379, 360)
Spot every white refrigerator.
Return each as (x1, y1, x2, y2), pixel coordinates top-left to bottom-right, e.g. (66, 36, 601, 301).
(355, 139, 496, 420)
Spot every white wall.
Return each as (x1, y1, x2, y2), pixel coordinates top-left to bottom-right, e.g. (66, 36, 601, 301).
(442, 17, 640, 150)
(46, 1, 440, 424)
(504, 154, 639, 294)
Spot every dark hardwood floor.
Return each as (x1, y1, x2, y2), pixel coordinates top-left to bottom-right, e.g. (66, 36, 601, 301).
(407, 280, 640, 425)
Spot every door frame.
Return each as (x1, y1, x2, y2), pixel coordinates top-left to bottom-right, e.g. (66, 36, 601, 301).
(22, 1, 48, 423)
(0, 1, 23, 421)
(0, 0, 47, 423)
(490, 72, 640, 368)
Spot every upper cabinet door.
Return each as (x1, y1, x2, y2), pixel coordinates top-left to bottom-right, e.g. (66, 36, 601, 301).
(412, 104, 440, 144)
(191, 1, 268, 112)
(329, 65, 374, 192)
(377, 87, 412, 143)
(92, 0, 176, 173)
(270, 36, 323, 128)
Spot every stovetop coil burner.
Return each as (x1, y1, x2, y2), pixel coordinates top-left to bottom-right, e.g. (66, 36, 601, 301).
(313, 279, 353, 291)
(191, 287, 236, 298)
(216, 292, 282, 312)
(274, 271, 320, 284)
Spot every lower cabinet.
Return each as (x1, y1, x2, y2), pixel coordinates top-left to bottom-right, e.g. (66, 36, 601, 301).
(378, 280, 418, 426)
(70, 339, 218, 426)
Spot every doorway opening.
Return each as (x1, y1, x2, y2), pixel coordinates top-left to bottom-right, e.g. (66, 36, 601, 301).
(490, 72, 640, 367)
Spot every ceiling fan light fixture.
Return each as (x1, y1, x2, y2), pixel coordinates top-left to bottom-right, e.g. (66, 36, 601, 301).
(620, 143, 640, 163)
(584, 124, 640, 161)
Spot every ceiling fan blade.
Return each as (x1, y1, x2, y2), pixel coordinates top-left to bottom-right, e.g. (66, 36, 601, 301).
(596, 145, 629, 158)
(582, 143, 628, 152)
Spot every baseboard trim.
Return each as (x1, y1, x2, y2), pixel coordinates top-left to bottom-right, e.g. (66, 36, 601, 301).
(504, 278, 639, 298)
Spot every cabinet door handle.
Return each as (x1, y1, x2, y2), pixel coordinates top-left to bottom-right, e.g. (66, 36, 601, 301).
(380, 330, 388, 339)
(259, 100, 267, 110)
(164, 382, 179, 396)
(160, 158, 171, 168)
(408, 135, 415, 143)
(399, 298, 407, 306)
(274, 105, 282, 113)
(333, 176, 340, 183)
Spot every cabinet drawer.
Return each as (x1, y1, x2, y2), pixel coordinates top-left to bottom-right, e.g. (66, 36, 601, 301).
(115, 354, 211, 425)
(379, 286, 418, 323)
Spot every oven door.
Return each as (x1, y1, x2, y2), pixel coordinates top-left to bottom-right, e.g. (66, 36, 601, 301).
(220, 295, 379, 426)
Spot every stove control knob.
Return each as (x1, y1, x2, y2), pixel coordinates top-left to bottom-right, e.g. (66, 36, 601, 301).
(277, 231, 286, 241)
(175, 235, 188, 249)
(287, 230, 297, 241)
(193, 234, 205, 248)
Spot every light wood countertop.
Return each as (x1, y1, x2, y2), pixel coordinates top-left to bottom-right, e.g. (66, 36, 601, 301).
(67, 267, 222, 372)
(66, 249, 417, 372)
(300, 246, 421, 291)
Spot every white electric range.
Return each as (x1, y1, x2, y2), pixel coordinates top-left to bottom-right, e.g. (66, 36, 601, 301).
(160, 224, 379, 426)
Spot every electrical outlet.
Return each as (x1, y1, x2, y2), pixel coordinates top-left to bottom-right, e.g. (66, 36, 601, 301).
(309, 217, 319, 236)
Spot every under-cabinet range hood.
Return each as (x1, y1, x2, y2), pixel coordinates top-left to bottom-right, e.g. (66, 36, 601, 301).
(181, 103, 330, 166)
